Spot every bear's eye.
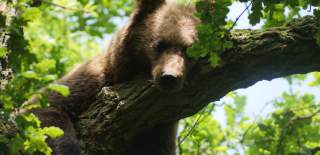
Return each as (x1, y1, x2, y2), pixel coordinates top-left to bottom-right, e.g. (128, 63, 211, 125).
(155, 40, 168, 54)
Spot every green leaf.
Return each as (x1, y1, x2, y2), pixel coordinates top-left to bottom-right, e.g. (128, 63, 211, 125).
(249, 1, 263, 25)
(17, 113, 41, 128)
(21, 71, 37, 79)
(9, 135, 24, 155)
(35, 59, 56, 73)
(42, 75, 58, 82)
(0, 13, 6, 27)
(42, 127, 64, 138)
(22, 8, 42, 21)
(48, 84, 70, 97)
(224, 105, 235, 127)
(0, 47, 6, 58)
(23, 127, 52, 155)
(209, 53, 220, 67)
(22, 102, 42, 110)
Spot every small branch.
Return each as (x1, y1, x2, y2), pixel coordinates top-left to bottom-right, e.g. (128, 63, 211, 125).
(228, 1, 253, 31)
(240, 101, 272, 144)
(292, 108, 320, 122)
(178, 104, 215, 145)
(41, 0, 91, 13)
(311, 147, 320, 155)
(275, 108, 320, 154)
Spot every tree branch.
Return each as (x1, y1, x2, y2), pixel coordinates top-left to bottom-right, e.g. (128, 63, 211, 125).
(76, 16, 320, 154)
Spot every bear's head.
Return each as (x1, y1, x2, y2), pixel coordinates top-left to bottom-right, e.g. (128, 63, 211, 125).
(128, 1, 199, 92)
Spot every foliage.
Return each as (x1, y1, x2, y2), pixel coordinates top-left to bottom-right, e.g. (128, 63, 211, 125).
(179, 88, 320, 155)
(0, 0, 319, 154)
(187, 0, 233, 67)
(187, 0, 320, 66)
(0, 0, 130, 154)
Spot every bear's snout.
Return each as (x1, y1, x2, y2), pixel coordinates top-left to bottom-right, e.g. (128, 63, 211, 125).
(158, 73, 182, 91)
(152, 51, 187, 92)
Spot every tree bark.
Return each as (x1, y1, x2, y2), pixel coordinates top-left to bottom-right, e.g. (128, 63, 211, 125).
(76, 16, 320, 154)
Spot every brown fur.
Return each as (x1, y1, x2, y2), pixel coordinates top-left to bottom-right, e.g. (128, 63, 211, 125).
(30, 0, 199, 154)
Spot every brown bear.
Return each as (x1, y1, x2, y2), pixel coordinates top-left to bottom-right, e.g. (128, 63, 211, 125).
(29, 0, 199, 154)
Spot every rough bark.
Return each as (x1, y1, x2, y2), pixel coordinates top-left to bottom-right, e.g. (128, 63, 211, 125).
(76, 16, 320, 154)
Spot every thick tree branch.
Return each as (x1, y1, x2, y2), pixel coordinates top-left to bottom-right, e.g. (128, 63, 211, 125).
(76, 16, 320, 154)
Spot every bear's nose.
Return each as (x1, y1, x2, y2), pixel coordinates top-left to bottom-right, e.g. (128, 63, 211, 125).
(159, 74, 179, 90)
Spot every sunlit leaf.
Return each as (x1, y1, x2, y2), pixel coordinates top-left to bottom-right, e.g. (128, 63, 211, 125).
(48, 84, 70, 97)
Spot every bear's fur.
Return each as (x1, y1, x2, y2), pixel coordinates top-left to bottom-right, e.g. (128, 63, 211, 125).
(30, 0, 199, 154)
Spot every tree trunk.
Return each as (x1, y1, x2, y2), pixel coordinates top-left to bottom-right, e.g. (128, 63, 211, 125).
(75, 16, 320, 154)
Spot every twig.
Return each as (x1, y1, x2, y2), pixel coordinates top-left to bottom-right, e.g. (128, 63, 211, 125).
(308, 4, 312, 12)
(228, 1, 253, 31)
(218, 0, 253, 55)
(245, 2, 250, 14)
(178, 109, 205, 145)
(177, 136, 183, 155)
(178, 104, 215, 145)
(42, 0, 91, 13)
(240, 101, 271, 143)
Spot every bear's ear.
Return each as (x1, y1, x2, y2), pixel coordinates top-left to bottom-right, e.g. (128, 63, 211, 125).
(136, 0, 165, 11)
(133, 0, 166, 22)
